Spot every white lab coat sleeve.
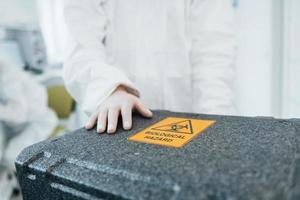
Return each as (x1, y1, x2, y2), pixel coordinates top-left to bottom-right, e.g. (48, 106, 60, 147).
(189, 0, 237, 115)
(0, 65, 28, 125)
(63, 0, 139, 115)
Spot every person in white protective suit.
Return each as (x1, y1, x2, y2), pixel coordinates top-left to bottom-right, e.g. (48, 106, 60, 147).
(63, 0, 237, 134)
(0, 61, 58, 169)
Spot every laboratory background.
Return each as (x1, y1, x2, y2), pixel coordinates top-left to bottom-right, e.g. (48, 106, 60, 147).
(0, 0, 299, 199)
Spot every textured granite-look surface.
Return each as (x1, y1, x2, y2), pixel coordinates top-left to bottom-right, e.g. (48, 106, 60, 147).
(16, 110, 300, 200)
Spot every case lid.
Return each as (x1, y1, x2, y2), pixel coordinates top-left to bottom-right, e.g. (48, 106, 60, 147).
(16, 111, 300, 200)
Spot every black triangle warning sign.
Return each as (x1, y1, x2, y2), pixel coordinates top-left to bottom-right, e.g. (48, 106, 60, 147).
(151, 120, 194, 134)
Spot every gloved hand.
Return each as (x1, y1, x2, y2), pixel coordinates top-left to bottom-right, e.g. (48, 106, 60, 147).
(85, 86, 153, 133)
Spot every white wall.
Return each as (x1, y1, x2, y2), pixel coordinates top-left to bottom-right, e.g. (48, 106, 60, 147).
(0, 0, 38, 26)
(235, 0, 273, 116)
(282, 0, 300, 118)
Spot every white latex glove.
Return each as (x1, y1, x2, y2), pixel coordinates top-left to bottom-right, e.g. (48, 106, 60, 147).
(85, 86, 153, 134)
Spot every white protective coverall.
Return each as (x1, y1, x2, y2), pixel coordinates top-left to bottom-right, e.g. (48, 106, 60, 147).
(0, 62, 58, 168)
(63, 0, 237, 116)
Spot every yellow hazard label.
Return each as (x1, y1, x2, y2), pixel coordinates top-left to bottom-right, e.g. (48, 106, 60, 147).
(128, 117, 215, 148)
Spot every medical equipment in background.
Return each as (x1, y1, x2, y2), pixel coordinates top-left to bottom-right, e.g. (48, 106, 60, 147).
(0, 26, 47, 73)
(0, 163, 21, 200)
(42, 76, 76, 137)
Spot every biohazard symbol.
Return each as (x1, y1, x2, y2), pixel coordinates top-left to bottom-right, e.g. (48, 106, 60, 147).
(151, 120, 194, 134)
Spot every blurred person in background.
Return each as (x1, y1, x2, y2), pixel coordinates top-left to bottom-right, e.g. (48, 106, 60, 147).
(0, 60, 57, 173)
(63, 0, 237, 134)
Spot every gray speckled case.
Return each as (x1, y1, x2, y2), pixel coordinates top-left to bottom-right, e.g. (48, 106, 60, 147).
(15, 110, 300, 200)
